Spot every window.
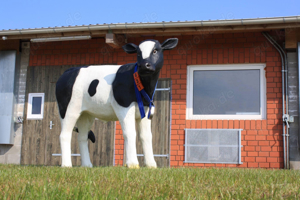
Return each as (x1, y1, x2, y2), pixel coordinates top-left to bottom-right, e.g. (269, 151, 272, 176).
(187, 64, 266, 119)
(27, 93, 45, 119)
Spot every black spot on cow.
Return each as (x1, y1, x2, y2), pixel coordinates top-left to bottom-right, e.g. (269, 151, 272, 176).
(88, 130, 96, 143)
(56, 66, 88, 119)
(112, 63, 136, 107)
(88, 79, 99, 97)
(112, 63, 159, 108)
(73, 127, 96, 143)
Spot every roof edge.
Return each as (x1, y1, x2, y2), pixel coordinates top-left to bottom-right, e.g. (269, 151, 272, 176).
(1, 16, 299, 36)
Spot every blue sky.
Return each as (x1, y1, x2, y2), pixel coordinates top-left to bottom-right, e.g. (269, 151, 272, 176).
(1, 0, 299, 30)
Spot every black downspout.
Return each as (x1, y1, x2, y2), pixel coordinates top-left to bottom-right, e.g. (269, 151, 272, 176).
(298, 43, 300, 156)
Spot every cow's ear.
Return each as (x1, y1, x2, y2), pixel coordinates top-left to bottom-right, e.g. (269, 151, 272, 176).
(161, 38, 178, 50)
(122, 43, 138, 54)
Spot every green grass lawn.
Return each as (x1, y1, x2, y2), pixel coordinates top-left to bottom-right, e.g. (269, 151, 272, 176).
(0, 165, 300, 199)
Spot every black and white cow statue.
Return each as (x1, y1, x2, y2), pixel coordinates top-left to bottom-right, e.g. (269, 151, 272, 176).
(56, 38, 178, 168)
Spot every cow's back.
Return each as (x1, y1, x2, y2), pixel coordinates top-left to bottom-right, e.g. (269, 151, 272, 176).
(56, 65, 121, 120)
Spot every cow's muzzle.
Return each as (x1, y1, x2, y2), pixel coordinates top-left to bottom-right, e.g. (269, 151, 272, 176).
(139, 61, 155, 75)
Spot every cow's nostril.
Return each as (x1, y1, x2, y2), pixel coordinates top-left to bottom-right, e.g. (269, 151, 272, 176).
(145, 63, 151, 68)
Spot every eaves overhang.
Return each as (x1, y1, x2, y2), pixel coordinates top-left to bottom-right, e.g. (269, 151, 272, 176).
(1, 16, 299, 40)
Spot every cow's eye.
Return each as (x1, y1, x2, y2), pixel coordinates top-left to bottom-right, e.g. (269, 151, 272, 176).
(153, 49, 157, 54)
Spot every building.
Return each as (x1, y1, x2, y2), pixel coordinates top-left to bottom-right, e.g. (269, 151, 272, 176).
(0, 16, 300, 169)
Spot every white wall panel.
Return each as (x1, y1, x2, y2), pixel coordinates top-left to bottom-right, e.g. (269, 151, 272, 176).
(0, 51, 17, 144)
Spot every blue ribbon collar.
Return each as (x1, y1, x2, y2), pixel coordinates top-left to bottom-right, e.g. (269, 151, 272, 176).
(133, 63, 157, 119)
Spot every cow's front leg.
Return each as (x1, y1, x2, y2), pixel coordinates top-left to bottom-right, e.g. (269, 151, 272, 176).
(136, 114, 157, 168)
(114, 103, 139, 168)
(119, 118, 139, 168)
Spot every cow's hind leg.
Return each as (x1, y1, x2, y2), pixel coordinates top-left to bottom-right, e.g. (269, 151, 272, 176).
(60, 113, 80, 167)
(77, 113, 94, 167)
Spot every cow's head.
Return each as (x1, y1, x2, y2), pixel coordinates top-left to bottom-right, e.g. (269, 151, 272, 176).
(122, 38, 178, 76)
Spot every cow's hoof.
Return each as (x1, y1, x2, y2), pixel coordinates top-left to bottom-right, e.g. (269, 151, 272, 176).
(61, 165, 72, 168)
(146, 163, 157, 168)
(145, 160, 157, 168)
(126, 164, 140, 169)
(82, 163, 93, 168)
(146, 165, 157, 169)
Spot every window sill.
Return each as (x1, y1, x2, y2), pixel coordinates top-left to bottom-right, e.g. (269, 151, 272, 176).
(186, 114, 265, 120)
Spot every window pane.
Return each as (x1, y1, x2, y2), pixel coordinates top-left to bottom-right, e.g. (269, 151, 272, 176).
(193, 70, 260, 115)
(32, 97, 42, 114)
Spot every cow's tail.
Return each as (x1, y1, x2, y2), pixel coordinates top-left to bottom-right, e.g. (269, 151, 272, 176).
(73, 127, 96, 143)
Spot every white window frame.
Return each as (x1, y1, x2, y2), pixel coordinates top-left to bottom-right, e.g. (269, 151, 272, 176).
(186, 64, 266, 120)
(27, 93, 45, 120)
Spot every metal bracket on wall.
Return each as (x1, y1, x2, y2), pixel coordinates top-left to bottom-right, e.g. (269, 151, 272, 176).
(52, 154, 80, 157)
(289, 116, 295, 123)
(15, 116, 23, 124)
(49, 121, 54, 129)
(156, 88, 171, 92)
(283, 114, 290, 128)
(137, 154, 169, 158)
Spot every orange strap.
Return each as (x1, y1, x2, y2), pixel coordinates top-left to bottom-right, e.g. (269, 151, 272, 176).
(133, 72, 144, 91)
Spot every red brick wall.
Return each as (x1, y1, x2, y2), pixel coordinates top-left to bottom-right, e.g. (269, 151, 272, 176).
(29, 32, 284, 168)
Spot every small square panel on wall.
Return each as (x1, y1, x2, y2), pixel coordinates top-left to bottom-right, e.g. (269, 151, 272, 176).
(27, 93, 45, 120)
(184, 129, 242, 164)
